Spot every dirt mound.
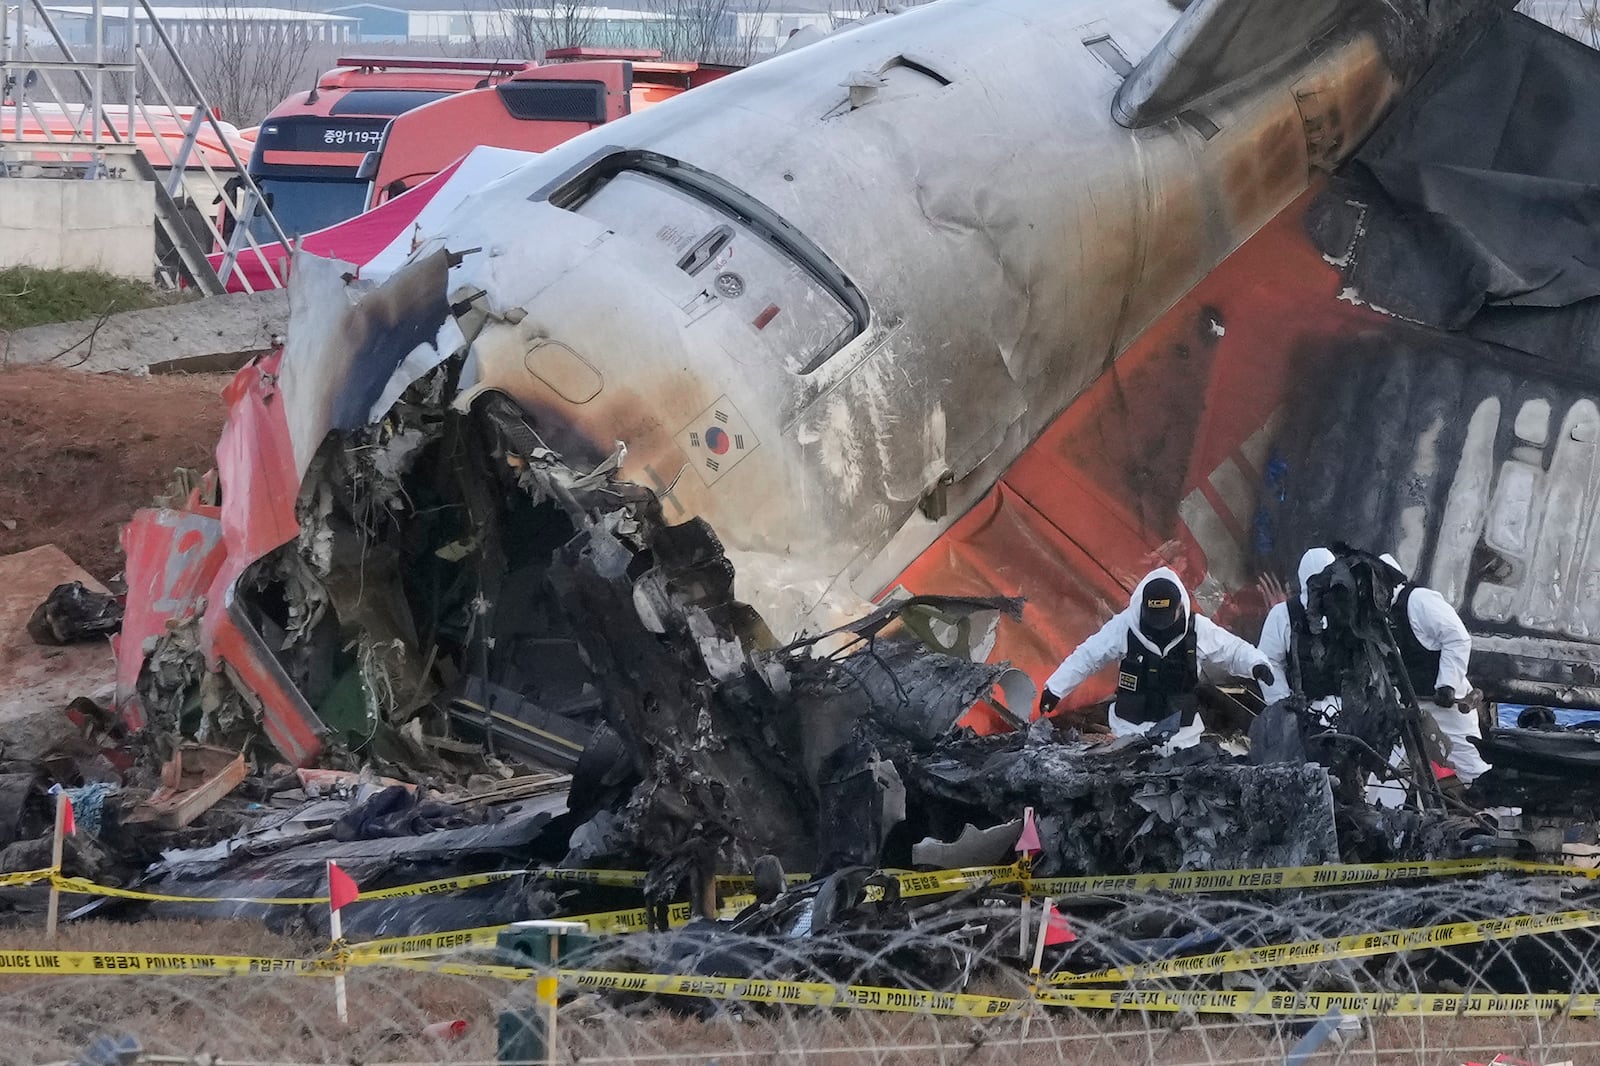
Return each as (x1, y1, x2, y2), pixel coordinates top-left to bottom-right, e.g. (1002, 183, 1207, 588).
(0, 367, 230, 581)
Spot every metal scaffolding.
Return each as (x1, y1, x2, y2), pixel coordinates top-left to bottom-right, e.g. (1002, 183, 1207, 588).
(0, 0, 293, 292)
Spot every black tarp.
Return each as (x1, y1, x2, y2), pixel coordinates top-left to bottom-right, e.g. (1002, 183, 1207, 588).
(1313, 12, 1600, 363)
(134, 798, 564, 937)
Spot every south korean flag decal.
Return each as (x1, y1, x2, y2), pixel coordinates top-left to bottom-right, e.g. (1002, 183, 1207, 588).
(678, 395, 759, 486)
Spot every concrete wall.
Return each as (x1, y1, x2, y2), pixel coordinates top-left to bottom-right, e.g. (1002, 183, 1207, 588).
(2, 287, 288, 375)
(0, 177, 153, 279)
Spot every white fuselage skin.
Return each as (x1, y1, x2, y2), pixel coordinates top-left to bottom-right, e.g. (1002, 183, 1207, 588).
(397, 0, 1403, 639)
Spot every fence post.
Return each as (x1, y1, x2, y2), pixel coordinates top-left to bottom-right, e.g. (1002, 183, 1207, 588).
(45, 791, 68, 940)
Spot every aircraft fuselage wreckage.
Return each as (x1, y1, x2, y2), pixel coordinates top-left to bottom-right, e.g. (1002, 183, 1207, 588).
(117, 0, 1600, 806)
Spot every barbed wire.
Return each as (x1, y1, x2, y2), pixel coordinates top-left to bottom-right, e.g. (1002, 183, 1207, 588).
(5, 873, 1600, 1066)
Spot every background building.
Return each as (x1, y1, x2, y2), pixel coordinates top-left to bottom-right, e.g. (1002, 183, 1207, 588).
(43, 3, 357, 46)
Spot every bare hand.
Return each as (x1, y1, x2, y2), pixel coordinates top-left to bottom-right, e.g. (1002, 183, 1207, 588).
(1256, 573, 1289, 608)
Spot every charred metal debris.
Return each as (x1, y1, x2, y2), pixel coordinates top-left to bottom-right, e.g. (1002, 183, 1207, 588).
(0, 360, 1589, 1021)
(121, 356, 1042, 900)
(115, 359, 1473, 889)
(4, 349, 1592, 1003)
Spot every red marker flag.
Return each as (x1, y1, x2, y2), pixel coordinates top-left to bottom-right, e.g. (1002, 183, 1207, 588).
(1014, 806, 1041, 856)
(326, 860, 357, 1025)
(328, 861, 360, 911)
(60, 795, 76, 837)
(1043, 902, 1076, 945)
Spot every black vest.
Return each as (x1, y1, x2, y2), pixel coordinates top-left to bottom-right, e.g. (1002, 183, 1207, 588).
(1286, 599, 1340, 699)
(1115, 624, 1199, 725)
(1391, 585, 1442, 698)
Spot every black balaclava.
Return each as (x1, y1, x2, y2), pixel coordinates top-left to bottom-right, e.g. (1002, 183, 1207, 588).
(1138, 577, 1187, 647)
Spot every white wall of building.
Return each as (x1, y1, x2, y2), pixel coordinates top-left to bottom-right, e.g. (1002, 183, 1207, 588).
(0, 177, 155, 278)
(735, 10, 833, 54)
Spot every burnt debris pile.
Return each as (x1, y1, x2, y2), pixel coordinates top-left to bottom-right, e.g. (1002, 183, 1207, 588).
(3, 359, 1599, 1014)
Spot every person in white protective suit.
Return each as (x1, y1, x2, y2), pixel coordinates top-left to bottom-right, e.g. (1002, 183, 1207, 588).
(1255, 547, 1339, 721)
(1037, 567, 1275, 750)
(1378, 553, 1491, 783)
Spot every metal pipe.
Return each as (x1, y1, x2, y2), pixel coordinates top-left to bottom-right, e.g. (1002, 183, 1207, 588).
(133, 0, 292, 251)
(163, 107, 202, 196)
(28, 0, 109, 126)
(1378, 614, 1449, 812)
(215, 185, 258, 290)
(2, 1, 9, 144)
(133, 49, 281, 290)
(10, 0, 23, 150)
(125, 0, 134, 141)
(91, 0, 103, 162)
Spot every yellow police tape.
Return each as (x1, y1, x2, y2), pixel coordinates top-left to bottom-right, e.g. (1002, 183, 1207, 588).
(0, 950, 1005, 1016)
(349, 906, 1600, 979)
(379, 965, 1600, 1018)
(344, 867, 1018, 960)
(31, 863, 1005, 916)
(0, 948, 341, 976)
(341, 858, 1600, 957)
(0, 868, 53, 889)
(5, 948, 1600, 1019)
(5, 856, 1599, 1022)
(561, 969, 1022, 1016)
(26, 856, 1600, 912)
(1026, 857, 1598, 897)
(44, 869, 528, 906)
(333, 862, 1594, 959)
(540, 865, 1015, 897)
(1034, 988, 1600, 1017)
(543, 857, 1600, 899)
(562, 970, 1600, 1018)
(889, 865, 1020, 897)
(1051, 910, 1600, 985)
(544, 869, 809, 891)
(348, 896, 763, 960)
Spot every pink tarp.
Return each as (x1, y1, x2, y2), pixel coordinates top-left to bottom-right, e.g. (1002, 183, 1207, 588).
(212, 146, 537, 292)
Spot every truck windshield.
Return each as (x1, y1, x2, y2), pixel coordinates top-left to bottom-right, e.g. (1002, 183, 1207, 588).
(249, 176, 370, 240)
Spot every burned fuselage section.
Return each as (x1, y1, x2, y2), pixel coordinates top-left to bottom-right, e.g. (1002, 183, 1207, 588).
(123, 310, 1408, 894)
(338, 0, 1498, 650)
(119, 0, 1536, 765)
(110, 0, 1600, 903)
(127, 308, 1038, 885)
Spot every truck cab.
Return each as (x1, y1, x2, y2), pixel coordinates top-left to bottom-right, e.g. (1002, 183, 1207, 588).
(245, 56, 532, 240)
(366, 49, 736, 207)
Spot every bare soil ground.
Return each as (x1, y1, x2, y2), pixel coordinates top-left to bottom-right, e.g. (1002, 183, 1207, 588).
(0, 920, 1588, 1065)
(0, 367, 229, 582)
(0, 546, 115, 758)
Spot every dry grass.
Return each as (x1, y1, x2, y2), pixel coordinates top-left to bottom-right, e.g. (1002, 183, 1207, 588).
(0, 268, 187, 335)
(0, 921, 1596, 1064)
(0, 919, 313, 956)
(0, 921, 503, 1063)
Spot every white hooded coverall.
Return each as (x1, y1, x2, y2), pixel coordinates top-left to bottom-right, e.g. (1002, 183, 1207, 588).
(1256, 547, 1337, 715)
(1256, 548, 1488, 798)
(1043, 567, 1271, 749)
(1380, 554, 1489, 783)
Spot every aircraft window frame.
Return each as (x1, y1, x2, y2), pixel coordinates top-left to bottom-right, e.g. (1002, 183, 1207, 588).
(534, 147, 869, 373)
